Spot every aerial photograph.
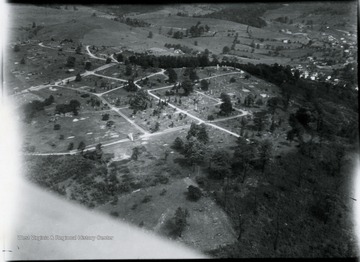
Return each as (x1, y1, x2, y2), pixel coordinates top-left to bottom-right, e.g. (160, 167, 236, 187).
(3, 1, 359, 259)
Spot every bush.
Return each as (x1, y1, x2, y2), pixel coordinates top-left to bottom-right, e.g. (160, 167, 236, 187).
(102, 114, 110, 121)
(186, 185, 202, 201)
(141, 195, 152, 203)
(230, 77, 236, 83)
(207, 115, 215, 121)
(54, 124, 61, 130)
(172, 137, 184, 152)
(165, 207, 189, 238)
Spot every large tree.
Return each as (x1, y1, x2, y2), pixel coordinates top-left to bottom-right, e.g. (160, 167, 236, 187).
(166, 68, 178, 83)
(181, 79, 194, 96)
(258, 139, 272, 174)
(165, 207, 189, 238)
(186, 122, 209, 144)
(182, 137, 206, 170)
(220, 92, 233, 116)
(129, 89, 149, 112)
(209, 149, 232, 179)
(232, 137, 256, 182)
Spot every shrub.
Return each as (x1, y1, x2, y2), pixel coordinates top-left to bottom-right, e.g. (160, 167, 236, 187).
(186, 185, 202, 201)
(165, 207, 189, 238)
(141, 195, 152, 203)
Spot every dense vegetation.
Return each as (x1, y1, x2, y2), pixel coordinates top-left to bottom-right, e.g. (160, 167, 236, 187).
(22, 95, 54, 122)
(196, 4, 282, 28)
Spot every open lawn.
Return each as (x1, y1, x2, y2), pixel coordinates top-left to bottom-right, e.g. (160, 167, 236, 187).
(22, 108, 139, 153)
(97, 178, 237, 252)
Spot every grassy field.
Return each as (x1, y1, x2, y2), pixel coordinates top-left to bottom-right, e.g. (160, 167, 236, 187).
(6, 42, 105, 92)
(22, 108, 138, 153)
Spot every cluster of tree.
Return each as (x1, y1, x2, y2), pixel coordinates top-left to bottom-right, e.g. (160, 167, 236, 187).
(172, 31, 185, 39)
(188, 21, 210, 37)
(183, 67, 199, 82)
(219, 93, 233, 116)
(122, 52, 356, 114)
(115, 17, 150, 27)
(22, 95, 54, 122)
(55, 99, 81, 115)
(129, 89, 150, 113)
(165, 207, 189, 238)
(123, 79, 138, 92)
(172, 123, 209, 171)
(165, 68, 178, 83)
(123, 53, 211, 69)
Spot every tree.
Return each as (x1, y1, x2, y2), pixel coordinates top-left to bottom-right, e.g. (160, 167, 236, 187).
(187, 185, 202, 201)
(102, 114, 110, 121)
(66, 56, 76, 67)
(232, 137, 256, 182)
(258, 140, 272, 174)
(116, 53, 124, 62)
(124, 79, 138, 92)
(209, 149, 231, 179)
(222, 46, 230, 54)
(105, 57, 112, 64)
(167, 27, 173, 36)
(84, 61, 92, 70)
(200, 79, 209, 91)
(172, 137, 184, 152)
(54, 124, 61, 130)
(148, 31, 153, 38)
(129, 89, 149, 112)
(131, 147, 140, 160)
(165, 207, 189, 238)
(253, 112, 266, 134)
(75, 73, 82, 82)
(267, 97, 282, 115)
(188, 68, 199, 82)
(152, 122, 160, 133)
(75, 45, 82, 54)
(95, 143, 103, 160)
(166, 68, 178, 83)
(182, 137, 206, 169)
(220, 93, 233, 116)
(67, 142, 74, 151)
(295, 107, 311, 127)
(181, 80, 194, 96)
(20, 57, 26, 65)
(78, 141, 86, 152)
(125, 64, 132, 76)
(197, 123, 209, 144)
